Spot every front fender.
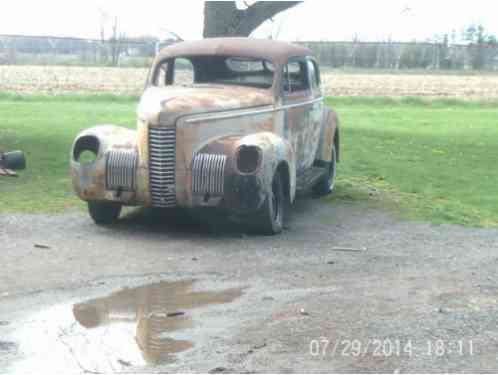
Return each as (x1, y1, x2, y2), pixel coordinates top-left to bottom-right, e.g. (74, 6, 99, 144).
(237, 132, 296, 203)
(70, 125, 137, 202)
(197, 132, 296, 211)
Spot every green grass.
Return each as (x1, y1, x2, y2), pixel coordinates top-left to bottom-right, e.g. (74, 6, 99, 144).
(326, 97, 498, 227)
(0, 97, 136, 212)
(0, 94, 497, 227)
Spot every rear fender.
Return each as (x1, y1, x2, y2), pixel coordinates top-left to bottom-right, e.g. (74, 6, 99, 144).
(315, 107, 340, 163)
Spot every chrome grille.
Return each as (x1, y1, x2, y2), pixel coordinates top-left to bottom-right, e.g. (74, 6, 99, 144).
(192, 154, 227, 196)
(149, 126, 176, 207)
(105, 150, 137, 191)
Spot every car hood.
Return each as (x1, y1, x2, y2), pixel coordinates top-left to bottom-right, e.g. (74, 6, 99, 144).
(137, 85, 274, 125)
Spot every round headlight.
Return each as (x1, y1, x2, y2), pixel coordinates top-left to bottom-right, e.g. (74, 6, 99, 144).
(73, 135, 100, 164)
(236, 145, 261, 174)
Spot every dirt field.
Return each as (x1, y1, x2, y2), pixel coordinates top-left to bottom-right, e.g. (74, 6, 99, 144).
(1, 65, 498, 99)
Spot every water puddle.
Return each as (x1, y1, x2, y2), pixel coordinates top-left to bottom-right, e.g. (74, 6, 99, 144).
(9, 280, 243, 372)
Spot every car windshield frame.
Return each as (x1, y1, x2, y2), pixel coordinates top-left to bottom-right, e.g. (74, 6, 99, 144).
(151, 55, 276, 90)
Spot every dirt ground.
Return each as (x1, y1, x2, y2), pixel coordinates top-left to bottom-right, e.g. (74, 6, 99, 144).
(1, 65, 498, 99)
(1, 198, 498, 373)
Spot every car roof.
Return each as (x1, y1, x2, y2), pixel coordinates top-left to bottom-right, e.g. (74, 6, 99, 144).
(155, 37, 313, 65)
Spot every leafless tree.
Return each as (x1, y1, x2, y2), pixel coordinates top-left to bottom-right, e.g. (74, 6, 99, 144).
(203, 1, 301, 38)
(97, 9, 126, 66)
(109, 16, 126, 66)
(97, 8, 109, 63)
(348, 33, 360, 67)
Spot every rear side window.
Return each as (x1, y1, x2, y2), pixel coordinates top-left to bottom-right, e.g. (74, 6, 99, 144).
(226, 58, 265, 72)
(283, 60, 309, 93)
(222, 57, 274, 88)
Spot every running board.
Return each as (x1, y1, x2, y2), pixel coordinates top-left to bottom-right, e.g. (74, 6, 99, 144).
(296, 166, 328, 192)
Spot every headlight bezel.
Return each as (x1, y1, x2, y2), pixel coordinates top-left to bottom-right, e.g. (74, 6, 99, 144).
(235, 145, 262, 175)
(73, 135, 100, 165)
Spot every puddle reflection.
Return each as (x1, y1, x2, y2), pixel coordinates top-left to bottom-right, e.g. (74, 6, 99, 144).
(72, 280, 242, 365)
(12, 280, 243, 372)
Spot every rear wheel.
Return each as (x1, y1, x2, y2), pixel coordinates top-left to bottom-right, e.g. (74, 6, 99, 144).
(313, 144, 337, 197)
(88, 201, 122, 225)
(253, 171, 286, 235)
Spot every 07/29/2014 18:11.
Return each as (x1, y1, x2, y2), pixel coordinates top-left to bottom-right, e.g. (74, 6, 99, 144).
(309, 338, 474, 358)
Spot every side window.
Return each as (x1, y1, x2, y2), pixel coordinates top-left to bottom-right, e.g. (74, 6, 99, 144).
(307, 60, 321, 90)
(282, 60, 309, 94)
(154, 61, 169, 87)
(312, 60, 321, 88)
(173, 58, 195, 85)
(153, 58, 194, 87)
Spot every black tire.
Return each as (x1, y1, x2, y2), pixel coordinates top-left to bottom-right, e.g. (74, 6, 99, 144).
(254, 171, 286, 235)
(88, 201, 122, 225)
(313, 144, 337, 197)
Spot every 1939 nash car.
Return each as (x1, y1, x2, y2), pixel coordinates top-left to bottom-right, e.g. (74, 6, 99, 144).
(70, 38, 340, 234)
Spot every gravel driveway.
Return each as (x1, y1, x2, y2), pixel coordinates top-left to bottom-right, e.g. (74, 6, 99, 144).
(1, 198, 498, 373)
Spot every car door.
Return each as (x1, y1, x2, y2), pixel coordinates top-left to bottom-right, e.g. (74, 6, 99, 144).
(281, 58, 314, 182)
(306, 58, 325, 164)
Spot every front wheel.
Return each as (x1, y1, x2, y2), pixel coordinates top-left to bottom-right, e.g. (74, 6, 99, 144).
(252, 171, 286, 235)
(88, 201, 122, 225)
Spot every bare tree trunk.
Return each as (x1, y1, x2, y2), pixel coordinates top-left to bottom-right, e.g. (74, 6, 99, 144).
(203, 1, 301, 38)
(110, 17, 118, 66)
(98, 8, 109, 65)
(394, 44, 405, 70)
(375, 43, 382, 69)
(349, 34, 360, 67)
(109, 16, 126, 66)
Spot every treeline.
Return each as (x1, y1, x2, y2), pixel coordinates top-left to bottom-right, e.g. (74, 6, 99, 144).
(0, 35, 159, 67)
(1, 34, 498, 70)
(299, 41, 498, 71)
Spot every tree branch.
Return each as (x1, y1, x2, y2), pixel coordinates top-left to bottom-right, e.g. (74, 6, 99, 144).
(203, 1, 302, 38)
(237, 1, 301, 37)
(203, 1, 239, 38)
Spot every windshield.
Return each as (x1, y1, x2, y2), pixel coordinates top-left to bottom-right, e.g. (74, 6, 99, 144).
(152, 55, 275, 89)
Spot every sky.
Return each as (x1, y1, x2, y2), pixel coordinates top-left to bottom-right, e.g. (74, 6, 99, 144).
(1, 0, 497, 42)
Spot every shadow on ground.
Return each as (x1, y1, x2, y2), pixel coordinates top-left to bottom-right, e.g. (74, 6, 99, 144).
(112, 195, 321, 237)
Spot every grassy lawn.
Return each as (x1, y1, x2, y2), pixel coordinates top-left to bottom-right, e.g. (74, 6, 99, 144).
(0, 94, 497, 227)
(0, 95, 136, 212)
(326, 97, 498, 227)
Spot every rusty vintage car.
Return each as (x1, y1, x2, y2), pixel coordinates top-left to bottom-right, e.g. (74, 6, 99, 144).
(70, 38, 340, 234)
